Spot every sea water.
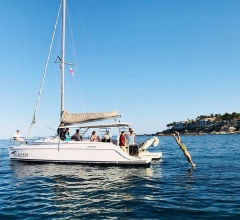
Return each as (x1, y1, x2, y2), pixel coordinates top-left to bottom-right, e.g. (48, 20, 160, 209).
(0, 135, 240, 219)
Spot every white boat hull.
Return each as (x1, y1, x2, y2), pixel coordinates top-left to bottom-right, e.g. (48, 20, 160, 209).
(138, 151, 162, 160)
(8, 139, 151, 167)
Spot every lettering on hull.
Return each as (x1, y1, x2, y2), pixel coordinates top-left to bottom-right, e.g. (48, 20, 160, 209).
(86, 146, 96, 148)
(10, 151, 28, 157)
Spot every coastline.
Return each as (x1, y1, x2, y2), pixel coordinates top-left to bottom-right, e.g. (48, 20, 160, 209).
(156, 131, 240, 136)
(139, 130, 240, 137)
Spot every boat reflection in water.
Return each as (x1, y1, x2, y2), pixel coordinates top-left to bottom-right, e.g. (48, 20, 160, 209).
(9, 161, 163, 180)
(9, 160, 162, 210)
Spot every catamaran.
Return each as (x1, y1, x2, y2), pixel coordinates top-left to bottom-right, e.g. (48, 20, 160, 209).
(8, 0, 162, 167)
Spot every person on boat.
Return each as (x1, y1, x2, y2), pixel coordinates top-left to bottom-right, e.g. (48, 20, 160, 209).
(128, 127, 136, 135)
(90, 131, 100, 142)
(126, 129, 138, 155)
(126, 130, 136, 145)
(172, 131, 196, 167)
(71, 129, 82, 141)
(57, 122, 65, 140)
(64, 128, 71, 141)
(119, 131, 127, 153)
(103, 130, 111, 142)
(14, 130, 24, 143)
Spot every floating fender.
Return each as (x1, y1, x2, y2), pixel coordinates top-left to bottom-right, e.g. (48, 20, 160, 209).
(153, 136, 159, 147)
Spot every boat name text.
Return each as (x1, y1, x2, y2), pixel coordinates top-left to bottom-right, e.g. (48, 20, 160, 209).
(11, 151, 28, 157)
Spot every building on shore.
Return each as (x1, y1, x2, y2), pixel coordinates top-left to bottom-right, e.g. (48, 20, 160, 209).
(171, 117, 240, 131)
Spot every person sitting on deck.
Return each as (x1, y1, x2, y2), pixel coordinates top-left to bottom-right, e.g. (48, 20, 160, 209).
(14, 130, 24, 143)
(90, 131, 100, 142)
(71, 129, 82, 141)
(64, 128, 71, 141)
(103, 130, 111, 142)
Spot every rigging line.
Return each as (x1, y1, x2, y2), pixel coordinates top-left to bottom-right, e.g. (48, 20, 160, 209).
(66, 3, 86, 113)
(69, 78, 76, 113)
(27, 2, 62, 139)
(70, 79, 74, 110)
(65, 69, 76, 113)
(72, 0, 118, 111)
(65, 72, 75, 112)
(35, 123, 44, 137)
(46, 126, 57, 132)
(65, 76, 74, 111)
(65, 77, 71, 104)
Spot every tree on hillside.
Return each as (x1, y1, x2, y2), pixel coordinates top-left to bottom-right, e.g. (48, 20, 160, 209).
(222, 112, 230, 121)
(231, 112, 240, 119)
(165, 112, 240, 130)
(207, 119, 211, 127)
(215, 114, 222, 122)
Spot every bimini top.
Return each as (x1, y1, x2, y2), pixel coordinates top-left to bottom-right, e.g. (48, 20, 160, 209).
(61, 110, 120, 124)
(60, 122, 132, 129)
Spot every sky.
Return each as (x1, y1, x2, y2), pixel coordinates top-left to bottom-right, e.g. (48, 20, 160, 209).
(0, 0, 240, 139)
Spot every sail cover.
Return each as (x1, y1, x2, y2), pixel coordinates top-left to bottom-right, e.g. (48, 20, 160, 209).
(61, 110, 120, 124)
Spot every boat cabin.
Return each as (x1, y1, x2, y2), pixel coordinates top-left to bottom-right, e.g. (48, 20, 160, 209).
(59, 122, 132, 145)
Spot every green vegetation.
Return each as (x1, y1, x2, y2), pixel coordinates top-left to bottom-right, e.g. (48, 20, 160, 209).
(158, 112, 240, 136)
(167, 112, 240, 127)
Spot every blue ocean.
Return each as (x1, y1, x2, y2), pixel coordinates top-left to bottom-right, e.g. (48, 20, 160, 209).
(0, 135, 240, 219)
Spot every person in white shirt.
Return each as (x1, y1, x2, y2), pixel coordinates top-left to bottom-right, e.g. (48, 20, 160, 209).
(14, 130, 24, 143)
(128, 127, 136, 135)
(126, 128, 136, 144)
(103, 130, 111, 142)
(127, 130, 136, 145)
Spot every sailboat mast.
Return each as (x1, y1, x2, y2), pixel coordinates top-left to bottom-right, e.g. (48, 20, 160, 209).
(61, 0, 66, 119)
